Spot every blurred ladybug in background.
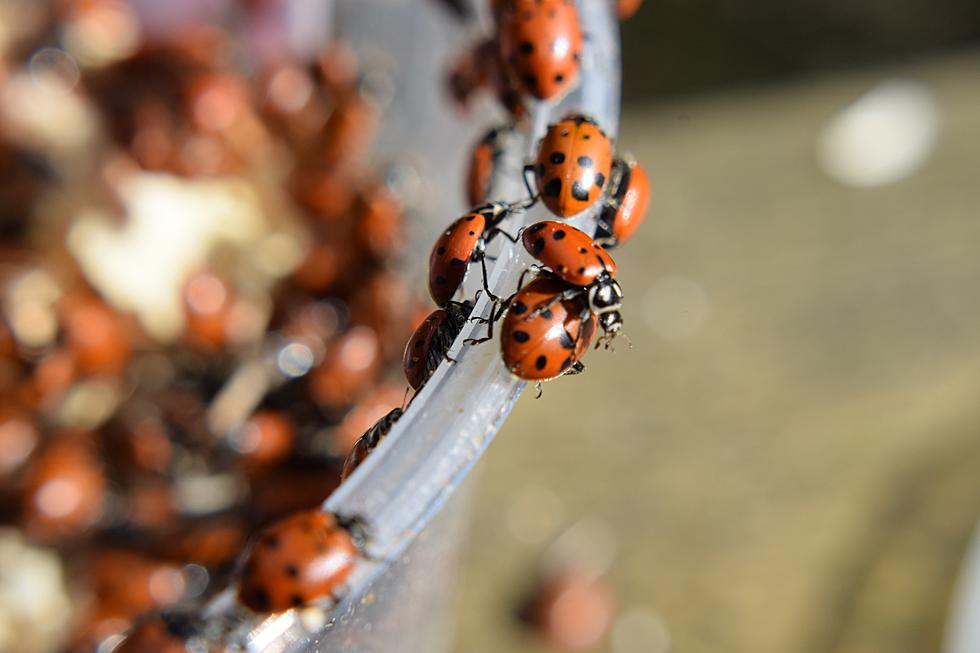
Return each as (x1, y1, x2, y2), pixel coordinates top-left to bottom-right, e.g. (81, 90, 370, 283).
(497, 0, 583, 101)
(428, 202, 517, 307)
(528, 114, 613, 218)
(238, 509, 363, 613)
(617, 0, 645, 20)
(403, 301, 474, 391)
(466, 126, 508, 207)
(341, 406, 403, 481)
(594, 156, 650, 249)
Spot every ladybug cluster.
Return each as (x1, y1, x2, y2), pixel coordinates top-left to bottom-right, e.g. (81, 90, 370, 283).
(0, 0, 649, 651)
(236, 0, 652, 632)
(0, 3, 438, 651)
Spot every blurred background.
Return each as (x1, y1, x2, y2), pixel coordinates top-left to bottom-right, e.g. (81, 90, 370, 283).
(456, 2, 980, 653)
(0, 0, 979, 652)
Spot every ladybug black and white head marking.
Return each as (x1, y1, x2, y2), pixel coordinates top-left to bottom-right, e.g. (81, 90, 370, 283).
(588, 275, 623, 315)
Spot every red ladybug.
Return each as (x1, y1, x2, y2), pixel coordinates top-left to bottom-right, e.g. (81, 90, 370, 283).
(594, 157, 650, 249)
(492, 221, 624, 381)
(340, 406, 403, 481)
(530, 114, 613, 217)
(428, 203, 514, 307)
(498, 0, 583, 101)
(522, 220, 617, 286)
(498, 276, 597, 381)
(617, 0, 645, 20)
(466, 127, 507, 207)
(238, 509, 360, 613)
(403, 301, 474, 390)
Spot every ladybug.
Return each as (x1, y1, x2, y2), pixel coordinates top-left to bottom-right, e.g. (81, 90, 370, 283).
(594, 157, 650, 249)
(403, 301, 474, 391)
(498, 0, 583, 101)
(529, 114, 613, 218)
(519, 222, 624, 343)
(498, 275, 597, 381)
(617, 0, 645, 20)
(238, 509, 362, 613)
(340, 406, 403, 481)
(428, 203, 515, 307)
(466, 127, 508, 207)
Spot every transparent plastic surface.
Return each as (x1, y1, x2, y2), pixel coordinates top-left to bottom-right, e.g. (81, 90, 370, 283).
(210, 1, 622, 650)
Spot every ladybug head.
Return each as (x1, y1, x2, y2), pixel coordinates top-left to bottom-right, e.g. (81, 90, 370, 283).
(597, 310, 623, 338)
(588, 276, 623, 316)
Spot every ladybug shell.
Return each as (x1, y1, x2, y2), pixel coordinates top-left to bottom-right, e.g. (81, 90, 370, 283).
(428, 211, 488, 306)
(114, 617, 194, 653)
(500, 277, 597, 381)
(522, 221, 617, 286)
(604, 158, 650, 247)
(239, 510, 358, 613)
(466, 128, 504, 206)
(403, 309, 449, 390)
(617, 0, 644, 20)
(534, 115, 612, 217)
(499, 0, 583, 101)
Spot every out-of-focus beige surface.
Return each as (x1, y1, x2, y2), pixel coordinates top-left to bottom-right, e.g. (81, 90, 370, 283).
(454, 51, 980, 653)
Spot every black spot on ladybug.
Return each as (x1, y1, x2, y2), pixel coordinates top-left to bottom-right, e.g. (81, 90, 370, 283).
(554, 73, 565, 83)
(285, 564, 299, 578)
(291, 594, 304, 607)
(251, 588, 270, 611)
(435, 275, 447, 285)
(571, 181, 589, 201)
(523, 74, 538, 93)
(553, 229, 566, 240)
(595, 172, 606, 189)
(531, 237, 546, 255)
(543, 178, 562, 197)
(535, 355, 548, 370)
(560, 356, 573, 371)
(541, 308, 554, 319)
(264, 536, 279, 549)
(468, 231, 476, 236)
(450, 258, 465, 267)
(513, 330, 530, 343)
(550, 152, 566, 164)
(582, 133, 591, 140)
(578, 247, 587, 253)
(519, 41, 534, 55)
(560, 129, 570, 137)
(512, 301, 528, 315)
(577, 266, 586, 275)
(577, 156, 593, 168)
(465, 215, 476, 221)
(436, 246, 446, 255)
(559, 329, 575, 349)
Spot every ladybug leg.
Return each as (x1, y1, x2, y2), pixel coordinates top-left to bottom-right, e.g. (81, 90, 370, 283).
(479, 255, 500, 303)
(563, 361, 586, 376)
(534, 382, 543, 399)
(520, 165, 539, 209)
(486, 226, 520, 244)
(463, 293, 513, 345)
